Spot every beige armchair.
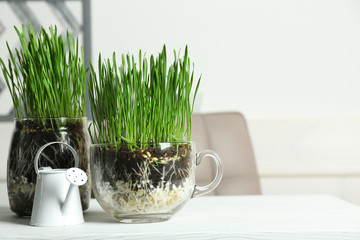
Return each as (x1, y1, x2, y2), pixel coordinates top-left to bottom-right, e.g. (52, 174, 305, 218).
(192, 112, 262, 195)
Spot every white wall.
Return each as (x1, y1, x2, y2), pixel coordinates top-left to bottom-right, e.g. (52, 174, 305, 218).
(92, 0, 360, 119)
(1, 0, 360, 204)
(90, 0, 360, 204)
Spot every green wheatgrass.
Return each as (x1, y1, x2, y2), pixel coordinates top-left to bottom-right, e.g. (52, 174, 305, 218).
(0, 23, 86, 121)
(88, 45, 200, 148)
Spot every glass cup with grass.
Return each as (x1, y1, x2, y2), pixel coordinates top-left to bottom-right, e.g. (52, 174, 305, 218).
(87, 45, 214, 222)
(0, 23, 89, 216)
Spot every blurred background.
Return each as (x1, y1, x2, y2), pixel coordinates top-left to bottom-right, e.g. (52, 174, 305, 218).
(1, 0, 360, 204)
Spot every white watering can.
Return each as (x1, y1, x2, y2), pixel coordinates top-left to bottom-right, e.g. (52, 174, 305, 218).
(30, 142, 87, 227)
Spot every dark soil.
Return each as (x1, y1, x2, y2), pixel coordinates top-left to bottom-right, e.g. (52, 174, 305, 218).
(93, 143, 193, 190)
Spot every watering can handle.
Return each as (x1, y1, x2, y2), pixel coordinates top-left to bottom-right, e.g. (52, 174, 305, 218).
(34, 141, 79, 175)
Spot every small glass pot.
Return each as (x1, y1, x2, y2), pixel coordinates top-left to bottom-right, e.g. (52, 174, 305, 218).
(7, 117, 90, 216)
(90, 142, 222, 223)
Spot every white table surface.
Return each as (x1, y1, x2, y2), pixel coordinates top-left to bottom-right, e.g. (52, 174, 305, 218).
(0, 195, 360, 239)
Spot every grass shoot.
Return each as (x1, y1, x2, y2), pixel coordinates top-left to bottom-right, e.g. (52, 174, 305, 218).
(88, 45, 200, 148)
(0, 23, 86, 121)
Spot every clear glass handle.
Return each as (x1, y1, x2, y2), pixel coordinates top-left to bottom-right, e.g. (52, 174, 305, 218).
(192, 150, 223, 198)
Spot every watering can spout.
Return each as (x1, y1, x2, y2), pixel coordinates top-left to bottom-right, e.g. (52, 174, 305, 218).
(62, 167, 88, 216)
